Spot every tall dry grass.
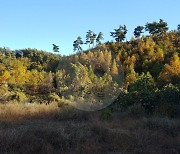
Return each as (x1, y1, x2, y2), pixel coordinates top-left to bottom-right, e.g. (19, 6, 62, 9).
(0, 102, 179, 153)
(0, 102, 58, 122)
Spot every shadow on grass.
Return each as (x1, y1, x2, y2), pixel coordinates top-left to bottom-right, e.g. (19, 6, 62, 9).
(0, 103, 180, 154)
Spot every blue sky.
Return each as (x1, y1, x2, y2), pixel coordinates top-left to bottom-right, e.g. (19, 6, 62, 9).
(0, 0, 179, 55)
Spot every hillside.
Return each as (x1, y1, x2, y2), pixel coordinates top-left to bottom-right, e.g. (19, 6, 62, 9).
(0, 29, 180, 153)
(1, 31, 180, 112)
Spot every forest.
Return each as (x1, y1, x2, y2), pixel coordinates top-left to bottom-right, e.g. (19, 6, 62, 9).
(0, 20, 180, 153)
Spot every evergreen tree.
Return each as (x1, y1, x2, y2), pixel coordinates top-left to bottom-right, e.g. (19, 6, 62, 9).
(134, 26, 144, 38)
(90, 32, 97, 47)
(178, 24, 180, 31)
(52, 44, 59, 52)
(96, 32, 104, 45)
(73, 36, 83, 52)
(145, 19, 168, 35)
(86, 30, 93, 48)
(110, 25, 127, 42)
(178, 24, 180, 35)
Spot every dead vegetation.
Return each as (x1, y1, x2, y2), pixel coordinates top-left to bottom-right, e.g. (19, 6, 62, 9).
(0, 103, 179, 154)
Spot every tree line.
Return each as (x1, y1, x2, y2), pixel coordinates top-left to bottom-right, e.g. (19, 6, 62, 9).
(53, 19, 180, 53)
(70, 19, 179, 52)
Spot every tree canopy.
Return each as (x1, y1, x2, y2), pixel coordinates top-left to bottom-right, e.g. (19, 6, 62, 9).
(110, 25, 127, 42)
(145, 19, 168, 35)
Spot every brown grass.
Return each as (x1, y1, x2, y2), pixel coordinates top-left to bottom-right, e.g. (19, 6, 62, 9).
(0, 102, 58, 123)
(0, 103, 179, 154)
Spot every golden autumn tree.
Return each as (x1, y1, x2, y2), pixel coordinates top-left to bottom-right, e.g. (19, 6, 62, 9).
(104, 50, 112, 68)
(111, 59, 118, 75)
(9, 59, 27, 84)
(0, 70, 11, 83)
(159, 53, 180, 84)
(26, 70, 45, 89)
(125, 69, 139, 86)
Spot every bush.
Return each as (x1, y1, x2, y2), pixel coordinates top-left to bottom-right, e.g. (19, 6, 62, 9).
(9, 91, 28, 103)
(116, 83, 180, 117)
(0, 83, 10, 101)
(157, 84, 180, 117)
(100, 108, 112, 120)
(48, 93, 61, 102)
(126, 73, 158, 115)
(127, 103, 145, 117)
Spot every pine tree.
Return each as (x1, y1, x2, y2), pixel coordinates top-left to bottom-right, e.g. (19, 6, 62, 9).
(177, 24, 180, 35)
(86, 30, 93, 48)
(73, 36, 83, 52)
(96, 32, 104, 45)
(145, 19, 168, 35)
(178, 24, 180, 31)
(110, 25, 127, 42)
(90, 32, 97, 47)
(52, 44, 59, 52)
(134, 26, 144, 38)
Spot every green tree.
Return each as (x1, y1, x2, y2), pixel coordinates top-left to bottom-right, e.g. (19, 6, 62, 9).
(125, 69, 139, 86)
(178, 24, 180, 31)
(134, 26, 144, 38)
(73, 36, 83, 52)
(86, 30, 93, 48)
(96, 32, 104, 45)
(145, 19, 168, 35)
(90, 32, 97, 47)
(178, 24, 180, 35)
(52, 44, 59, 52)
(110, 25, 127, 42)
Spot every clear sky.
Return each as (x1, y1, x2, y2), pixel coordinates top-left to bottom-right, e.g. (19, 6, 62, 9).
(0, 0, 179, 55)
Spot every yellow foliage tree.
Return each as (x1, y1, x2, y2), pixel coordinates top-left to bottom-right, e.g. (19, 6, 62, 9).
(125, 69, 139, 86)
(159, 53, 180, 83)
(0, 70, 11, 83)
(111, 59, 118, 75)
(9, 59, 27, 84)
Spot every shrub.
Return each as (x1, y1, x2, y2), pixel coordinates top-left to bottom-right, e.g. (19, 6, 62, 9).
(9, 91, 28, 103)
(127, 73, 157, 115)
(157, 84, 180, 117)
(127, 103, 145, 117)
(48, 93, 61, 102)
(0, 83, 10, 101)
(100, 108, 112, 120)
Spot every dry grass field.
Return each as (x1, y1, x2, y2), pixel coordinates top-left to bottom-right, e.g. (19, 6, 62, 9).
(0, 102, 179, 154)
